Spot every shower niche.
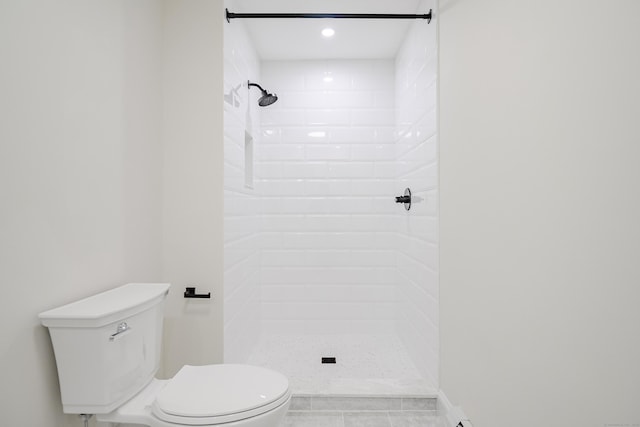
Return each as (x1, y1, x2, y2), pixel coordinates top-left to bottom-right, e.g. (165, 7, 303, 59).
(223, 0, 438, 396)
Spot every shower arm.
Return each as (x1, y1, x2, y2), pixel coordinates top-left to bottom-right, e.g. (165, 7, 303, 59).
(248, 82, 266, 93)
(226, 9, 432, 24)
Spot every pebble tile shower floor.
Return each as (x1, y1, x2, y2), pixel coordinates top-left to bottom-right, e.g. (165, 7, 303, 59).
(247, 335, 441, 426)
(247, 334, 435, 395)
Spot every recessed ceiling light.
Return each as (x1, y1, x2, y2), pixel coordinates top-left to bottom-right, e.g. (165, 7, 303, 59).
(321, 28, 335, 38)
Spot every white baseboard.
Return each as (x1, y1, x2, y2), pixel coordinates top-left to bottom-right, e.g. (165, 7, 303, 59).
(437, 390, 474, 427)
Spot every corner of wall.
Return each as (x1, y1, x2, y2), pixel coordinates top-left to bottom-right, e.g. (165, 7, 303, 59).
(160, 0, 225, 377)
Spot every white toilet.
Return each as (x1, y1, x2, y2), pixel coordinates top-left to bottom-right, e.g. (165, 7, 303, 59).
(39, 283, 291, 427)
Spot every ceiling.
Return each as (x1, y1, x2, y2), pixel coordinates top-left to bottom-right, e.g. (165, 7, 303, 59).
(228, 0, 428, 60)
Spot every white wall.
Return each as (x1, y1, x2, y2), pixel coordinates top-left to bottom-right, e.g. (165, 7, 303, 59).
(257, 59, 398, 335)
(439, 0, 640, 426)
(0, 1, 163, 425)
(223, 0, 263, 363)
(0, 1, 226, 424)
(394, 0, 439, 386)
(160, 0, 225, 377)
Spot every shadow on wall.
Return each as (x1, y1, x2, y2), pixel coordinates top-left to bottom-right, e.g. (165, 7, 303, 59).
(438, 0, 465, 14)
(30, 325, 67, 419)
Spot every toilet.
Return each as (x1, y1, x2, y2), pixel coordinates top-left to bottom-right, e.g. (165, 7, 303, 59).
(39, 283, 291, 427)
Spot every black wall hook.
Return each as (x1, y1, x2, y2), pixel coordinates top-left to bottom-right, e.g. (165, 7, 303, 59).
(184, 287, 211, 299)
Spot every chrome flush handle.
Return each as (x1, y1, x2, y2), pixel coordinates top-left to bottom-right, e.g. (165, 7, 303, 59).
(109, 322, 131, 341)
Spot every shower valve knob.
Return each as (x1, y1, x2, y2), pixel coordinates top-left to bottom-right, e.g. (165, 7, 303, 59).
(395, 188, 412, 210)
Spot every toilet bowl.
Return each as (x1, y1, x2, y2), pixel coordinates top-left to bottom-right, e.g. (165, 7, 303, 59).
(39, 283, 290, 427)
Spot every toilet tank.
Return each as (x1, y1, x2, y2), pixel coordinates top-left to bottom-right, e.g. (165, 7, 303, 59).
(39, 283, 170, 414)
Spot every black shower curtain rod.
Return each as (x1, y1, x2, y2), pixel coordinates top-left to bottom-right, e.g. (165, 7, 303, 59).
(225, 9, 432, 24)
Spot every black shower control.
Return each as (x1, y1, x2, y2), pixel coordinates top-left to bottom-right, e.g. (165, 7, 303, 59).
(395, 188, 412, 210)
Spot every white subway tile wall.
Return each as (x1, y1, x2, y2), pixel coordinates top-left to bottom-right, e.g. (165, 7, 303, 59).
(394, 5, 439, 386)
(223, 8, 262, 363)
(258, 59, 398, 336)
(223, 0, 438, 389)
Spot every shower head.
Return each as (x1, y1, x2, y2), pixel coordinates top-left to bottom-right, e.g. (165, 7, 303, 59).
(248, 81, 278, 107)
(258, 92, 278, 107)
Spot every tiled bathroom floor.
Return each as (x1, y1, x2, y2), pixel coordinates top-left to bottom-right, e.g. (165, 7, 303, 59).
(281, 396, 444, 427)
(283, 410, 443, 427)
(246, 334, 435, 396)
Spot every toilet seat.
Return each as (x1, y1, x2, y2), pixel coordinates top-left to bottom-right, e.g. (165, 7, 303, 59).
(152, 364, 291, 425)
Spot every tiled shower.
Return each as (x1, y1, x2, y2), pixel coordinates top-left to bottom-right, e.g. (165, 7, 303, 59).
(224, 0, 437, 396)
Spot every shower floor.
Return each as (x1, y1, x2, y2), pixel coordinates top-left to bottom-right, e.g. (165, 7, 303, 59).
(246, 334, 435, 396)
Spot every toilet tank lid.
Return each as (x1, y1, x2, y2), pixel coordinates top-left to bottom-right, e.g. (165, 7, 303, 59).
(39, 283, 170, 328)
